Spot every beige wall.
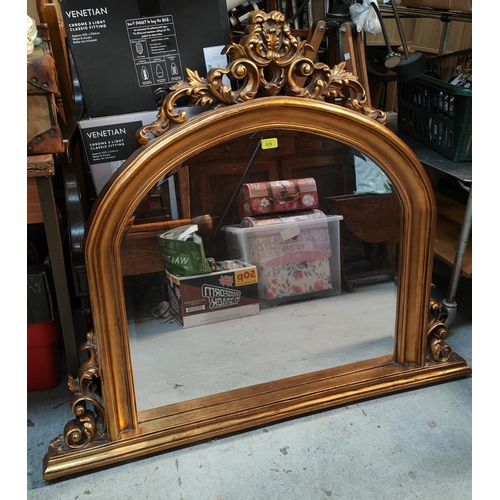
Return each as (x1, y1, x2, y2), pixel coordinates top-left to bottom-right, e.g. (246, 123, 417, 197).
(27, 0, 39, 23)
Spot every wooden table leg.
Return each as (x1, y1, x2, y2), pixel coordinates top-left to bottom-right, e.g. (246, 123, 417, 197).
(36, 176, 80, 377)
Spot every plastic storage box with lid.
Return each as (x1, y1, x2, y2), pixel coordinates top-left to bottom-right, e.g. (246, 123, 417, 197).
(397, 50, 472, 162)
(222, 212, 343, 308)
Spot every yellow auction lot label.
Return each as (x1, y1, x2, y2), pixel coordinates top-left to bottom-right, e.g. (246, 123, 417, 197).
(261, 138, 278, 150)
(166, 272, 180, 285)
(235, 267, 258, 286)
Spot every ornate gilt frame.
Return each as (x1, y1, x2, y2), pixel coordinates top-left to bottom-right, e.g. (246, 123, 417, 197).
(43, 11, 471, 480)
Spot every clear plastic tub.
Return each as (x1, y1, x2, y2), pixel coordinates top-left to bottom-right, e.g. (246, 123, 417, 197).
(222, 215, 343, 308)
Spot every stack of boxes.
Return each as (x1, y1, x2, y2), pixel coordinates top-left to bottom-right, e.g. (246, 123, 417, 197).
(223, 178, 343, 308)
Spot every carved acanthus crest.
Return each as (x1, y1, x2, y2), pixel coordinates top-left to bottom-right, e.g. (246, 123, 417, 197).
(137, 10, 385, 145)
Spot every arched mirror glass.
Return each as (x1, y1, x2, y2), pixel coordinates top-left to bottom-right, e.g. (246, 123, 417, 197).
(121, 130, 401, 412)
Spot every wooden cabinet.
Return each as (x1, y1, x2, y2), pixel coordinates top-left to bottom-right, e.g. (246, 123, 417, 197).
(368, 4, 471, 54)
(434, 191, 471, 279)
(411, 17, 471, 54)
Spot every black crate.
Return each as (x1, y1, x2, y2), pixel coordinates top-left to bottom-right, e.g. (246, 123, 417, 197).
(398, 51, 472, 162)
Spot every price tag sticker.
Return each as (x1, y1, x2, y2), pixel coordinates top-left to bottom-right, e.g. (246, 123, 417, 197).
(261, 138, 278, 150)
(280, 225, 301, 241)
(235, 267, 258, 286)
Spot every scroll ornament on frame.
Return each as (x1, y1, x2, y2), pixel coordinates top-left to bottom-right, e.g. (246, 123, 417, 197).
(137, 10, 385, 145)
(427, 298, 453, 363)
(49, 331, 108, 452)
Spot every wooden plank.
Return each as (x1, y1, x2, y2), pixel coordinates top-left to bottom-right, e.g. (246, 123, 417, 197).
(433, 192, 471, 278)
(365, 18, 415, 47)
(177, 165, 191, 219)
(340, 22, 371, 107)
(27, 153, 54, 177)
(410, 18, 471, 54)
(434, 191, 467, 226)
(27, 177, 44, 224)
(120, 233, 165, 276)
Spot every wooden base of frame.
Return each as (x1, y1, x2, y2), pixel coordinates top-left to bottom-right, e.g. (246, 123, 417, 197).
(44, 353, 470, 480)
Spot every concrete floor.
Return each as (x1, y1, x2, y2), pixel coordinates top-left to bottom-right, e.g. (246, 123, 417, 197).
(27, 272, 472, 499)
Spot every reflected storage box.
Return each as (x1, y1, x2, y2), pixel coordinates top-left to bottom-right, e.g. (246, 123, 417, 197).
(236, 178, 319, 219)
(222, 212, 343, 308)
(166, 260, 259, 328)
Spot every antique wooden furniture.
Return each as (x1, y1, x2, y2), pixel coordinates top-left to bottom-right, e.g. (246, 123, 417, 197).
(43, 11, 471, 480)
(325, 192, 401, 291)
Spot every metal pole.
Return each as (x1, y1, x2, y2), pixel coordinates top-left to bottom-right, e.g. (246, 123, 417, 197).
(438, 15, 451, 55)
(441, 184, 472, 326)
(389, 0, 410, 59)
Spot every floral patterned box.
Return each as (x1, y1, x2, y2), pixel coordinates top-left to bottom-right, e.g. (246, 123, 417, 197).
(222, 212, 343, 307)
(236, 178, 319, 219)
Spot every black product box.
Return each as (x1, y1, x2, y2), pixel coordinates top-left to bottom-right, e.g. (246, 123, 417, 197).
(166, 261, 260, 328)
(60, 0, 231, 117)
(78, 107, 203, 194)
(27, 261, 55, 324)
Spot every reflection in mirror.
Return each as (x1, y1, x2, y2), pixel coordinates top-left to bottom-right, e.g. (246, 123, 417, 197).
(120, 131, 401, 412)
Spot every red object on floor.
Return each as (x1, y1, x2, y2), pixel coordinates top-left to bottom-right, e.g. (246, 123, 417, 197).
(27, 318, 60, 391)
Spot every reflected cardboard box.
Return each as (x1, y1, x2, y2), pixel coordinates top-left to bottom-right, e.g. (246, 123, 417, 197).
(166, 261, 260, 328)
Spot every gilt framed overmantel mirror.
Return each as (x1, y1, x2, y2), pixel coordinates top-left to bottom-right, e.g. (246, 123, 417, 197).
(43, 11, 471, 480)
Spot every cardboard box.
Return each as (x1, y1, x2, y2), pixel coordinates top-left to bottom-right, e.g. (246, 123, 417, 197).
(400, 1, 471, 13)
(166, 261, 259, 328)
(79, 107, 203, 194)
(79, 109, 157, 194)
(60, 0, 231, 117)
